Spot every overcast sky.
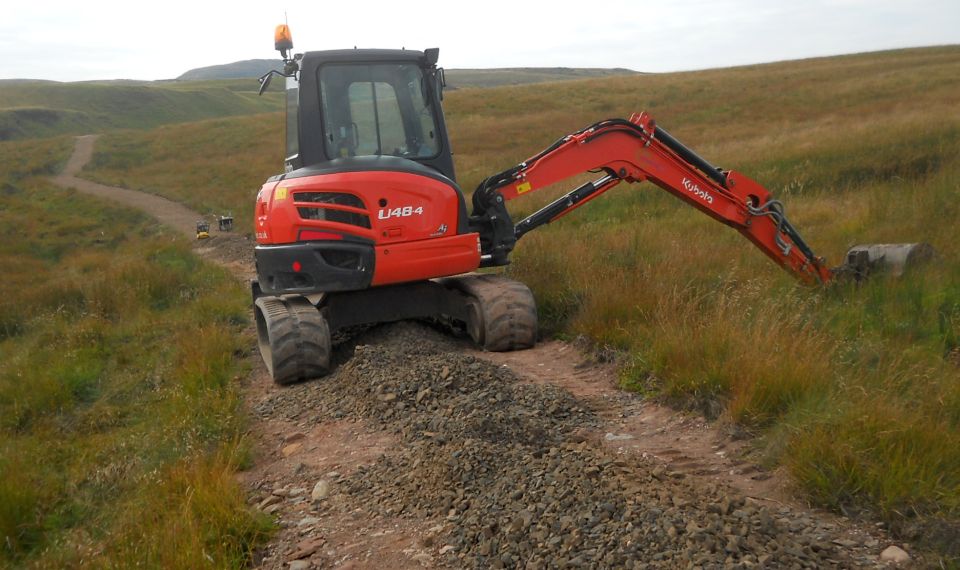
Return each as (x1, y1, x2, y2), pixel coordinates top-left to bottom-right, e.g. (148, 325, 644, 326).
(2, 0, 958, 82)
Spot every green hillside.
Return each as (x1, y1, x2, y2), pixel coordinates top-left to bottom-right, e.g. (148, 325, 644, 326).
(80, 45, 960, 560)
(0, 79, 281, 141)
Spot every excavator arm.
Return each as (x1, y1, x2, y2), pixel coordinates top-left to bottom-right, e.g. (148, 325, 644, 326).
(470, 112, 838, 284)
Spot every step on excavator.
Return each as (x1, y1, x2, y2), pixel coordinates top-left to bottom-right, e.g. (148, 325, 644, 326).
(252, 25, 934, 384)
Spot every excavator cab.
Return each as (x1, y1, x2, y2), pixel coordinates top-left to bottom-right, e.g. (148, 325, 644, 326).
(280, 49, 454, 180)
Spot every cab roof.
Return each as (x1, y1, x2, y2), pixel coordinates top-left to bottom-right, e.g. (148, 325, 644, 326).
(299, 49, 429, 69)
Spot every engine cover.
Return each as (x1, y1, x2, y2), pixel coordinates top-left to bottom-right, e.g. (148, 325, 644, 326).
(254, 166, 481, 293)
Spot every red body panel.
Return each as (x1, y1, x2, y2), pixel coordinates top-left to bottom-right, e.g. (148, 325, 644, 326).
(371, 233, 480, 286)
(255, 170, 481, 286)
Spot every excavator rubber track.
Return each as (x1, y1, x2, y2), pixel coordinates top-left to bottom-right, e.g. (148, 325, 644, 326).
(254, 295, 331, 385)
(442, 274, 538, 352)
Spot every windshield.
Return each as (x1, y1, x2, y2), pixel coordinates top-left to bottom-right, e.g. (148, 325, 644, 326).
(319, 63, 440, 160)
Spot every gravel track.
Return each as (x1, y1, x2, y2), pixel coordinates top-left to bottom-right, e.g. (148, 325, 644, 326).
(255, 323, 888, 569)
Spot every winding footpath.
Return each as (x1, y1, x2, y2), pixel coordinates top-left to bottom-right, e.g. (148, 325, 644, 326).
(53, 135, 200, 238)
(49, 135, 913, 569)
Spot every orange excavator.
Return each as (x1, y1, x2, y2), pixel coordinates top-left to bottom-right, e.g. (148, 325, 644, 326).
(252, 25, 933, 384)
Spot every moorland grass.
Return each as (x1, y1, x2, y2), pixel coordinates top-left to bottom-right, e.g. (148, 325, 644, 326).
(0, 138, 271, 567)
(80, 46, 960, 559)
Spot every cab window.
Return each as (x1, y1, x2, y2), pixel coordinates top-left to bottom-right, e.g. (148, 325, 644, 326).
(319, 63, 439, 160)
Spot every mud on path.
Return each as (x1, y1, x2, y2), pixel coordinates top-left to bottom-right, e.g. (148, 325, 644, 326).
(51, 136, 913, 568)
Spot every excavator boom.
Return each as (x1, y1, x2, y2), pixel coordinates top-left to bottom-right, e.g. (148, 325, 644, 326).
(469, 112, 929, 284)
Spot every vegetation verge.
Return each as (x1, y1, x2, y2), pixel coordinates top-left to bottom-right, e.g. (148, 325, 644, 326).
(0, 137, 271, 568)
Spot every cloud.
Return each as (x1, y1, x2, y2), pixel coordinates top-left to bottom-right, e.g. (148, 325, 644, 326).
(1, 0, 958, 81)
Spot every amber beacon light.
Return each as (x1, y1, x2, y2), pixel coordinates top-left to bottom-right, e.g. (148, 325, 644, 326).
(274, 25, 293, 56)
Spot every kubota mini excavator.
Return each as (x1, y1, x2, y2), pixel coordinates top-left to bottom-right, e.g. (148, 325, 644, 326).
(251, 25, 933, 384)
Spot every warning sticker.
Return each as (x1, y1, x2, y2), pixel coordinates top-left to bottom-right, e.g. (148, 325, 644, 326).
(516, 181, 532, 194)
(275, 187, 288, 200)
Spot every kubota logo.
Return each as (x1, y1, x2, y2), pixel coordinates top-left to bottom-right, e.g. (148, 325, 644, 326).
(682, 178, 714, 204)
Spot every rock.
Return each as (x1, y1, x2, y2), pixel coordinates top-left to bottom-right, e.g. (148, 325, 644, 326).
(297, 516, 321, 527)
(288, 561, 311, 570)
(281, 442, 303, 457)
(604, 432, 635, 441)
(289, 537, 325, 560)
(258, 494, 282, 509)
(439, 545, 456, 555)
(879, 545, 910, 564)
(283, 432, 307, 443)
(416, 387, 431, 403)
(264, 503, 282, 515)
(411, 553, 433, 566)
(312, 480, 331, 501)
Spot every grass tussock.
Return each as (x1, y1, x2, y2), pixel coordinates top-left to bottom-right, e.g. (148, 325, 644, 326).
(100, 448, 266, 568)
(78, 46, 960, 559)
(0, 139, 270, 567)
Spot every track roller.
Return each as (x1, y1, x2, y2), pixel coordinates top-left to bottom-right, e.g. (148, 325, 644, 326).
(254, 295, 331, 384)
(445, 274, 538, 351)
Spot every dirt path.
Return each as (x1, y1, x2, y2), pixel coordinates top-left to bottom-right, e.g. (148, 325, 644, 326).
(50, 136, 913, 568)
(54, 135, 200, 238)
(51, 135, 257, 280)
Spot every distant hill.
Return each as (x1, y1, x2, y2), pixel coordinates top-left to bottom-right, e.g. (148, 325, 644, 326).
(178, 59, 639, 88)
(0, 79, 281, 141)
(177, 59, 282, 81)
(0, 78, 60, 85)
